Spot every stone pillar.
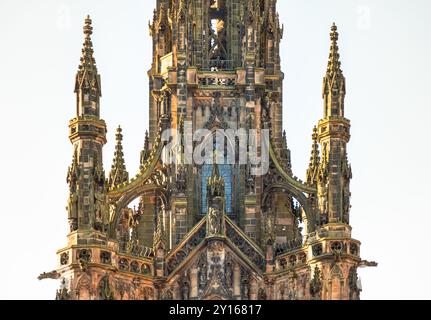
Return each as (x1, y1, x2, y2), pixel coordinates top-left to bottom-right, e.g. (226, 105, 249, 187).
(233, 263, 241, 299)
(173, 278, 180, 300)
(250, 279, 258, 300)
(190, 267, 199, 299)
(266, 244, 274, 273)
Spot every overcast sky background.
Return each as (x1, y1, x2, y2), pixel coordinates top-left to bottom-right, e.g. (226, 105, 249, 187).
(0, 0, 429, 300)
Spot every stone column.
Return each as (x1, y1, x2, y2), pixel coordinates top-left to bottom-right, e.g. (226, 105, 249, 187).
(173, 277, 180, 300)
(250, 279, 258, 300)
(190, 267, 199, 299)
(233, 263, 241, 299)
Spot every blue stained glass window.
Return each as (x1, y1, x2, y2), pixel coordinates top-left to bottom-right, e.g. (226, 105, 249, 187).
(201, 164, 233, 214)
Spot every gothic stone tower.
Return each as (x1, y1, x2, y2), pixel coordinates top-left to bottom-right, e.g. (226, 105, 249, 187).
(40, 1, 376, 301)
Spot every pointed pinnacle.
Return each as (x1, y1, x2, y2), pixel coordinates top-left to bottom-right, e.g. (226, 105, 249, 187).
(77, 14, 97, 78)
(331, 22, 338, 41)
(116, 126, 123, 141)
(326, 23, 342, 77)
(212, 151, 220, 177)
(83, 15, 93, 38)
(312, 126, 318, 142)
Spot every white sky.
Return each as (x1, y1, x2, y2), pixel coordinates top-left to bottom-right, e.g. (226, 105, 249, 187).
(0, 0, 429, 300)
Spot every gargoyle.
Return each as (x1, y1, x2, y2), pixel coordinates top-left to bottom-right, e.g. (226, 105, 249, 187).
(38, 270, 61, 280)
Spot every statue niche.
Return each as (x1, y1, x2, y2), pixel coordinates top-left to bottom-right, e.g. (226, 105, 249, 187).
(208, 199, 223, 236)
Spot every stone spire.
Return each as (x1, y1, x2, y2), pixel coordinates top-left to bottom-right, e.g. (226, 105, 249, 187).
(108, 126, 129, 188)
(306, 126, 320, 184)
(317, 23, 351, 224)
(140, 130, 150, 170)
(322, 23, 346, 118)
(326, 23, 342, 78)
(68, 15, 107, 233)
(75, 15, 101, 97)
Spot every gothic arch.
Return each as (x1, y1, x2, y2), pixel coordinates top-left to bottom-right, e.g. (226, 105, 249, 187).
(197, 127, 237, 164)
(329, 265, 345, 300)
(262, 184, 316, 232)
(196, 127, 238, 215)
(76, 273, 92, 300)
(109, 185, 169, 239)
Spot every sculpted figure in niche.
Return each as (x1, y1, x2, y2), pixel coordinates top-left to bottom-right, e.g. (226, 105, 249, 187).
(67, 188, 79, 231)
(208, 200, 223, 236)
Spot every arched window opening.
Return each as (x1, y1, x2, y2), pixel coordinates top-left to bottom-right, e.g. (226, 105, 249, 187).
(208, 0, 229, 70)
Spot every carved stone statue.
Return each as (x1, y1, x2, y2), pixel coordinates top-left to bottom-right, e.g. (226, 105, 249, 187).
(67, 183, 79, 232)
(198, 254, 208, 290)
(55, 279, 70, 300)
(258, 288, 267, 300)
(279, 284, 285, 300)
(99, 275, 114, 300)
(343, 181, 351, 224)
(162, 289, 173, 300)
(94, 188, 106, 230)
(240, 269, 250, 300)
(310, 266, 322, 300)
(208, 203, 222, 236)
(263, 212, 276, 245)
(181, 281, 190, 300)
(225, 262, 233, 288)
(176, 166, 187, 194)
(318, 180, 329, 217)
(88, 177, 95, 227)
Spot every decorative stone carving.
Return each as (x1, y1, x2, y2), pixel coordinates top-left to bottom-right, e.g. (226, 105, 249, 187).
(166, 222, 206, 274)
(258, 287, 267, 300)
(100, 251, 111, 264)
(56, 278, 71, 300)
(226, 223, 265, 271)
(119, 258, 129, 271)
(161, 288, 173, 300)
(142, 287, 154, 300)
(77, 249, 92, 263)
(98, 274, 114, 300)
(312, 244, 323, 257)
(197, 252, 208, 291)
(287, 273, 297, 300)
(180, 272, 191, 300)
(240, 269, 250, 300)
(279, 283, 286, 300)
(348, 267, 361, 300)
(310, 266, 322, 300)
(66, 148, 80, 232)
(350, 243, 358, 256)
(176, 165, 187, 194)
(130, 261, 140, 273)
(224, 253, 233, 289)
(60, 252, 69, 266)
(208, 205, 222, 236)
(263, 210, 276, 246)
(141, 264, 151, 275)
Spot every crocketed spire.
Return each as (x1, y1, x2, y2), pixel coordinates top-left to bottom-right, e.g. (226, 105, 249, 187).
(326, 23, 343, 81)
(140, 130, 150, 170)
(322, 23, 346, 118)
(306, 126, 320, 184)
(108, 126, 129, 188)
(75, 15, 101, 95)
